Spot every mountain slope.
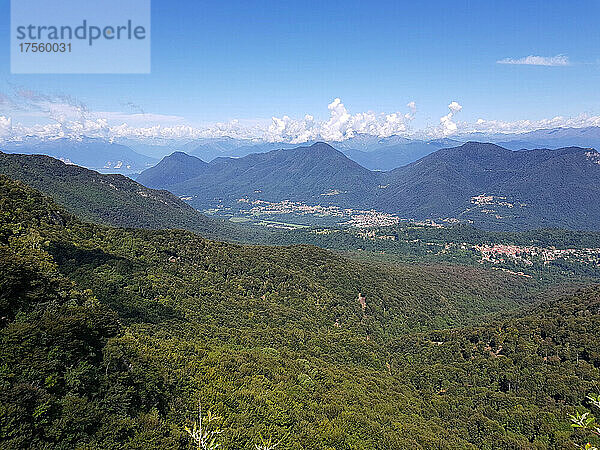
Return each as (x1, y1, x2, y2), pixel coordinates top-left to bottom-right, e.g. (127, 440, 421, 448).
(0, 152, 262, 241)
(136, 150, 208, 188)
(380, 143, 600, 229)
(145, 142, 380, 207)
(378, 142, 521, 218)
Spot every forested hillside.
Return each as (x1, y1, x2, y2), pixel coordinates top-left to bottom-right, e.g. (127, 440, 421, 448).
(0, 152, 270, 243)
(138, 143, 379, 208)
(1, 175, 599, 449)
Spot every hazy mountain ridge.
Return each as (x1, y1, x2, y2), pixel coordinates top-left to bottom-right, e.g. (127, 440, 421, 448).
(186, 135, 464, 171)
(129, 126, 600, 170)
(5, 126, 600, 175)
(337, 138, 461, 170)
(1, 137, 157, 174)
(495, 126, 600, 151)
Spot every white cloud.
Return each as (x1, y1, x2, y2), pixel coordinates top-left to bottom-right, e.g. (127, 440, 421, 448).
(448, 101, 462, 113)
(427, 106, 600, 137)
(440, 113, 457, 135)
(0, 116, 12, 137)
(470, 114, 600, 134)
(497, 55, 570, 66)
(434, 101, 462, 137)
(405, 101, 417, 120)
(264, 98, 414, 143)
(0, 89, 417, 143)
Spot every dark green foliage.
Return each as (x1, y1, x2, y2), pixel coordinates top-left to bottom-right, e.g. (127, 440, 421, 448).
(267, 223, 600, 281)
(0, 178, 182, 449)
(1, 175, 600, 448)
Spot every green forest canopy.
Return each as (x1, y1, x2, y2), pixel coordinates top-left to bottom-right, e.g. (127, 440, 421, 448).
(1, 175, 599, 449)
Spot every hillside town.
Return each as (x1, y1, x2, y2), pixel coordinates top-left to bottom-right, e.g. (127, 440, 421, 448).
(475, 243, 600, 266)
(236, 198, 404, 227)
(350, 226, 600, 275)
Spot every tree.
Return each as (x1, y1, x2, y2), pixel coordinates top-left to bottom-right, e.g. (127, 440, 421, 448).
(185, 402, 223, 450)
(571, 393, 600, 450)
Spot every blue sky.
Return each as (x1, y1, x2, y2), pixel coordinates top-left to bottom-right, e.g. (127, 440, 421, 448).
(1, 0, 600, 141)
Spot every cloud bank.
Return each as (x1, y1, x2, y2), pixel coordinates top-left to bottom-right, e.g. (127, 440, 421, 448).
(0, 92, 418, 143)
(2, 88, 600, 143)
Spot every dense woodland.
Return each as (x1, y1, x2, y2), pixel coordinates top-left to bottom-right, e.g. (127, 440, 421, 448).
(1, 174, 600, 448)
(268, 224, 600, 281)
(0, 152, 269, 243)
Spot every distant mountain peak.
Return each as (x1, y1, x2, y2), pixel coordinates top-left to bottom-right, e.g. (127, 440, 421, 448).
(167, 151, 204, 161)
(137, 151, 208, 188)
(288, 142, 368, 167)
(449, 141, 513, 156)
(306, 141, 341, 153)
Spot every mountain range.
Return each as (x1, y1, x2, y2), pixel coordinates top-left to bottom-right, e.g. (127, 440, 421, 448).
(3, 159, 600, 448)
(6, 170, 600, 448)
(4, 126, 600, 176)
(137, 141, 600, 231)
(138, 144, 379, 208)
(487, 126, 600, 151)
(129, 126, 600, 171)
(184, 136, 463, 171)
